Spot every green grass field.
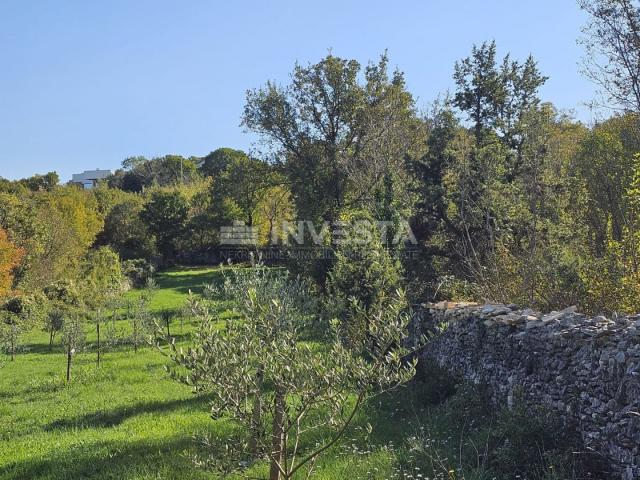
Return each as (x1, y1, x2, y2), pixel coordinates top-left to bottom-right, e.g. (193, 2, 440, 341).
(1, 267, 561, 480)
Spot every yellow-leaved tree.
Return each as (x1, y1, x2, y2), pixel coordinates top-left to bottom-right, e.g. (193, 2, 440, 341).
(0, 228, 24, 299)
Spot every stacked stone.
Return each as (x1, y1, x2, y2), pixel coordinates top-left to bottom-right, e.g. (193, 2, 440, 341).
(413, 302, 640, 479)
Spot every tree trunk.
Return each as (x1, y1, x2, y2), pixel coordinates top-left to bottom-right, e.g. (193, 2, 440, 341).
(269, 388, 286, 480)
(133, 320, 138, 354)
(10, 324, 17, 362)
(96, 321, 101, 367)
(249, 367, 264, 456)
(66, 347, 72, 383)
(49, 330, 54, 351)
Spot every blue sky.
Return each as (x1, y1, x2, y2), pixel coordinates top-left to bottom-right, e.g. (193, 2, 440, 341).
(0, 0, 595, 181)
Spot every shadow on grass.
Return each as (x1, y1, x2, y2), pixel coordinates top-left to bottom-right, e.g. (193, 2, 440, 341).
(45, 394, 211, 431)
(0, 436, 209, 480)
(155, 269, 226, 296)
(20, 335, 193, 357)
(16, 343, 68, 355)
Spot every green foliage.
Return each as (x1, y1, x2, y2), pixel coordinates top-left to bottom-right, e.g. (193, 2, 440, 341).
(5, 186, 105, 288)
(42, 186, 104, 251)
(0, 192, 48, 289)
(0, 294, 42, 360)
(0, 227, 24, 298)
(81, 246, 127, 305)
(122, 258, 155, 288)
(326, 213, 405, 346)
(124, 278, 158, 353)
(453, 40, 547, 147)
(140, 190, 190, 260)
(199, 147, 247, 178)
(111, 155, 201, 192)
(243, 52, 424, 226)
(97, 196, 155, 259)
(254, 184, 295, 245)
(488, 402, 606, 479)
(43, 280, 82, 307)
(164, 263, 415, 479)
(43, 309, 65, 350)
(0, 266, 608, 480)
(16, 172, 59, 192)
(208, 152, 272, 226)
(406, 47, 616, 312)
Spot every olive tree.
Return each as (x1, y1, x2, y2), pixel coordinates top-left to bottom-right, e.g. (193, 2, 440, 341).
(61, 312, 85, 382)
(161, 263, 416, 480)
(44, 309, 64, 351)
(82, 246, 127, 367)
(0, 310, 22, 361)
(128, 278, 157, 353)
(43, 281, 81, 355)
(0, 295, 40, 360)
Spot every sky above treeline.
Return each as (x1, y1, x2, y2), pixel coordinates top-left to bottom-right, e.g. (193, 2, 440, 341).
(1, 0, 597, 181)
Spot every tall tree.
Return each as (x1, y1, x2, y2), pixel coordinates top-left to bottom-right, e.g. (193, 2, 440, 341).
(112, 155, 200, 192)
(443, 43, 548, 291)
(96, 197, 155, 260)
(140, 190, 190, 260)
(0, 229, 24, 299)
(243, 53, 423, 225)
(453, 41, 547, 160)
(573, 114, 639, 253)
(0, 193, 47, 289)
(199, 148, 247, 178)
(453, 41, 506, 144)
(210, 153, 271, 227)
(81, 246, 126, 366)
(579, 0, 640, 112)
(18, 172, 59, 192)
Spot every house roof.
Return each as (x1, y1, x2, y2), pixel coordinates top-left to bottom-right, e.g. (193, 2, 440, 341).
(71, 169, 112, 182)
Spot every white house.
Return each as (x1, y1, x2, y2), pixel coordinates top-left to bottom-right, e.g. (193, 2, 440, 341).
(70, 169, 112, 189)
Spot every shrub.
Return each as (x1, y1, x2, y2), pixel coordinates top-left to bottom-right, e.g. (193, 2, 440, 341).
(325, 212, 405, 347)
(43, 280, 81, 306)
(122, 259, 155, 288)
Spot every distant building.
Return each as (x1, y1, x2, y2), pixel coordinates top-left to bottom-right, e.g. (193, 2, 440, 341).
(69, 169, 112, 189)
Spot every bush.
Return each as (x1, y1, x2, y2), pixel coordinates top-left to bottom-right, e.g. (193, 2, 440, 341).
(325, 212, 405, 346)
(43, 280, 81, 306)
(122, 259, 155, 288)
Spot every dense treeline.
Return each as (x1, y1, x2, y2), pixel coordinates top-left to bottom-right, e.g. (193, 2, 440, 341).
(2, 0, 640, 336)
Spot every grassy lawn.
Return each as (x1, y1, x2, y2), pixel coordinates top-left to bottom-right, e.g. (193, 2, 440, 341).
(0, 266, 528, 480)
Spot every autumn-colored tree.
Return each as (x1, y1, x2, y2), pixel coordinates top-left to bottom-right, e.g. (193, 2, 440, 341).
(254, 186, 293, 245)
(0, 228, 24, 299)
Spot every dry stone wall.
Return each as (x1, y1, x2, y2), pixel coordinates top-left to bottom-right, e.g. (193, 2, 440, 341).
(411, 302, 640, 479)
